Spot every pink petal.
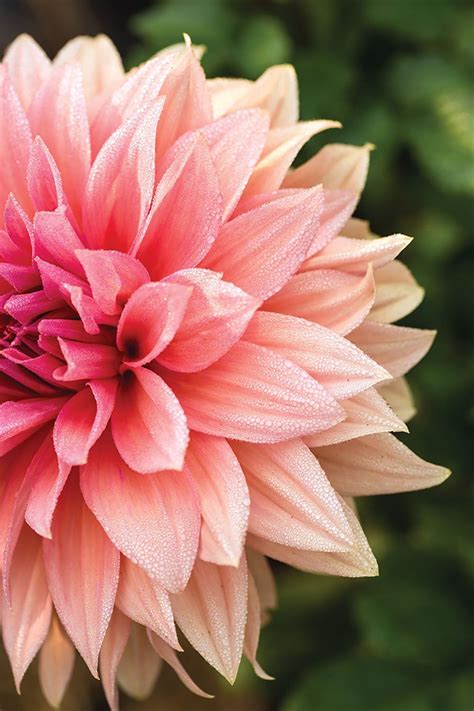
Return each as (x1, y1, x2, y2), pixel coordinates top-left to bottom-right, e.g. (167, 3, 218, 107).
(117, 281, 192, 367)
(246, 549, 277, 621)
(112, 366, 188, 473)
(55, 338, 120, 381)
(186, 431, 249, 566)
(149, 631, 213, 698)
(53, 379, 118, 465)
(232, 439, 353, 551)
(99, 608, 130, 711)
(369, 260, 424, 324)
(349, 322, 436, 378)
(83, 100, 164, 251)
(202, 186, 324, 300)
(304, 387, 407, 447)
(165, 341, 344, 442)
(3, 192, 33, 257)
(208, 77, 252, 118)
(116, 623, 161, 700)
(33, 210, 84, 274)
(172, 556, 248, 682)
(0, 66, 33, 218)
(134, 134, 222, 277)
(1, 525, 52, 691)
(284, 143, 372, 195)
(316, 433, 451, 496)
(76, 248, 150, 315)
(43, 473, 120, 677)
(80, 430, 200, 592)
(301, 234, 412, 274)
(154, 42, 212, 160)
(3, 34, 51, 110)
(242, 120, 339, 199)
(248, 497, 378, 577)
(307, 189, 358, 256)
(243, 311, 389, 400)
(24, 430, 71, 538)
(54, 35, 124, 106)
(26, 137, 65, 213)
(38, 615, 75, 709)
(159, 269, 260, 372)
(265, 265, 376, 336)
(116, 556, 180, 648)
(0, 396, 66, 448)
(28, 63, 91, 223)
(200, 109, 269, 220)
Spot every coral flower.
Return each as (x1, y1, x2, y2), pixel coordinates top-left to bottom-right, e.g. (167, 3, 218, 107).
(0, 34, 449, 708)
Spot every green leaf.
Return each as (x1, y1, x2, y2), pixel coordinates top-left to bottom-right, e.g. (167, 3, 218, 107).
(389, 55, 468, 108)
(236, 15, 292, 79)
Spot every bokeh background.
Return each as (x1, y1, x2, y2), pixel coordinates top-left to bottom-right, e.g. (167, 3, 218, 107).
(0, 1, 473, 709)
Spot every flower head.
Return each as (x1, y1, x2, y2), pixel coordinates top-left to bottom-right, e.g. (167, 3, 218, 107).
(0, 33, 449, 708)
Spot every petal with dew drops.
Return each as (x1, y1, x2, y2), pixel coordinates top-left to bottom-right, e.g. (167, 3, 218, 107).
(246, 549, 277, 623)
(305, 188, 358, 257)
(3, 34, 51, 110)
(0, 66, 33, 218)
(134, 134, 222, 278)
(26, 137, 65, 213)
(242, 120, 340, 199)
(284, 142, 372, 196)
(54, 34, 124, 106)
(116, 556, 180, 649)
(32, 210, 84, 275)
(243, 311, 390, 400)
(186, 431, 250, 566)
(248, 497, 378, 578)
(265, 265, 376, 336)
(149, 631, 214, 699)
(369, 260, 424, 324)
(304, 387, 407, 447)
(28, 63, 91, 224)
(80, 430, 200, 593)
(43, 472, 120, 677)
(316, 432, 451, 496)
(202, 186, 324, 300)
(349, 321, 436, 378)
(172, 556, 248, 683)
(83, 100, 163, 251)
(53, 378, 118, 466)
(112, 366, 189, 474)
(165, 340, 344, 443)
(1, 525, 52, 692)
(25, 430, 71, 538)
(0, 396, 67, 451)
(159, 269, 260, 373)
(55, 339, 120, 382)
(117, 623, 162, 701)
(244, 570, 273, 680)
(99, 608, 130, 711)
(232, 64, 298, 128)
(76, 248, 150, 315)
(301, 234, 412, 275)
(232, 439, 353, 552)
(200, 109, 269, 220)
(154, 39, 212, 160)
(117, 281, 192, 368)
(378, 376, 416, 423)
(208, 77, 252, 117)
(39, 614, 75, 710)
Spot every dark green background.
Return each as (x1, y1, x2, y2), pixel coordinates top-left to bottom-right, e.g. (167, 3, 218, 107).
(0, 1, 472, 709)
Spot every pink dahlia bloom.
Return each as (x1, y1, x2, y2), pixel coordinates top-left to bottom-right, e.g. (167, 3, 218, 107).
(0, 33, 449, 708)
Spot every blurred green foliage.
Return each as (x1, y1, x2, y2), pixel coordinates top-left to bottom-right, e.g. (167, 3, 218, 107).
(129, 1, 474, 710)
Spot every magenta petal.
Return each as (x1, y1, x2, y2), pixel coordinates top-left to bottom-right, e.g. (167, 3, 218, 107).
(80, 430, 200, 593)
(43, 473, 120, 677)
(117, 281, 192, 367)
(112, 367, 189, 474)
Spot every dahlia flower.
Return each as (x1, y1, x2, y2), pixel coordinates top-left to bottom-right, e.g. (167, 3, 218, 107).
(0, 33, 449, 708)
